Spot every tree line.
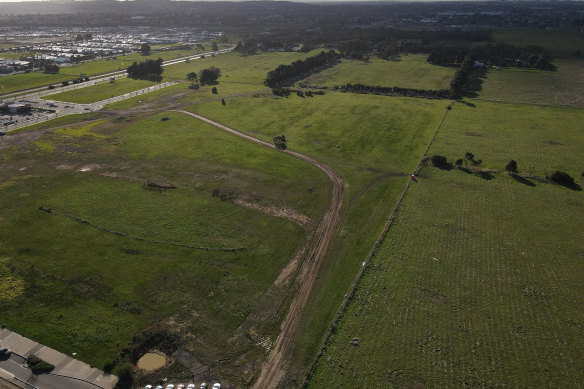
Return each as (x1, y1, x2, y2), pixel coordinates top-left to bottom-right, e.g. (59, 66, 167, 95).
(264, 50, 339, 87)
(339, 83, 451, 99)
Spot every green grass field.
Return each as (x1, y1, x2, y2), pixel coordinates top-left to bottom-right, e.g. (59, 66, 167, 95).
(0, 111, 331, 384)
(307, 100, 584, 388)
(186, 91, 450, 382)
(428, 100, 584, 176)
(300, 54, 455, 90)
(477, 58, 584, 107)
(43, 78, 161, 104)
(494, 27, 584, 58)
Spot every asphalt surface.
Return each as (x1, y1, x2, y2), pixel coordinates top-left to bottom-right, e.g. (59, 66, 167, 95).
(0, 357, 98, 389)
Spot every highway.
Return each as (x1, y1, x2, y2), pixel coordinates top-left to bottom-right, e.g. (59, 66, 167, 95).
(1, 46, 234, 132)
(1, 46, 233, 101)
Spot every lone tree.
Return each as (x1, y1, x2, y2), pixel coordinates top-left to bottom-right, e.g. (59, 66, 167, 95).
(505, 160, 518, 174)
(211, 87, 218, 94)
(199, 66, 221, 84)
(186, 72, 198, 87)
(273, 135, 287, 150)
(465, 152, 474, 165)
(140, 43, 151, 56)
(212, 42, 219, 51)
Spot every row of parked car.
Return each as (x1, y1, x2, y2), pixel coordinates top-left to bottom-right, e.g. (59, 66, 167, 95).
(145, 384, 220, 389)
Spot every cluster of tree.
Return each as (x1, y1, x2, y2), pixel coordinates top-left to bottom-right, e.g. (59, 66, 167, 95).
(199, 66, 221, 84)
(75, 33, 93, 41)
(339, 83, 450, 99)
(272, 88, 292, 97)
(428, 42, 553, 69)
(454, 152, 482, 167)
(234, 40, 257, 55)
(449, 55, 473, 97)
(427, 48, 469, 65)
(273, 135, 287, 150)
(43, 63, 59, 74)
(264, 50, 339, 87)
(127, 58, 163, 79)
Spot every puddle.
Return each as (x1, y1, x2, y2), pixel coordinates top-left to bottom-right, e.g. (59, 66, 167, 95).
(136, 352, 166, 371)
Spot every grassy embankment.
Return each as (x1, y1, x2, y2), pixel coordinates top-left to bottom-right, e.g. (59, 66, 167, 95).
(44, 78, 162, 104)
(307, 100, 584, 387)
(0, 111, 331, 385)
(300, 54, 455, 90)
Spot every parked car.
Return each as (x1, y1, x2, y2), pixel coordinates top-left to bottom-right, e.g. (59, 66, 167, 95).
(177, 385, 185, 389)
(144, 386, 153, 389)
(0, 347, 11, 358)
(187, 385, 195, 389)
(200, 384, 207, 389)
(212, 384, 221, 389)
(155, 386, 163, 389)
(166, 385, 175, 389)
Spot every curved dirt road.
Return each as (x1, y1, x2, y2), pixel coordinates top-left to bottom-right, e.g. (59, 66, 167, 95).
(175, 110, 344, 389)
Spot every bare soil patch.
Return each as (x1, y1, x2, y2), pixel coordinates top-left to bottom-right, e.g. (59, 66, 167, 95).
(233, 199, 309, 226)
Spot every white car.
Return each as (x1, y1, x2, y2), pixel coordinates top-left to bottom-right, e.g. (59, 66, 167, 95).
(177, 385, 185, 389)
(212, 384, 221, 389)
(166, 385, 175, 389)
(200, 384, 207, 389)
(144, 386, 153, 389)
(187, 385, 195, 389)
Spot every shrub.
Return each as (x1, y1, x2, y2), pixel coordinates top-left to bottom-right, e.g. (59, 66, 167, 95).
(103, 361, 115, 373)
(431, 155, 448, 166)
(455, 158, 463, 166)
(27, 355, 55, 374)
(550, 170, 575, 186)
(273, 135, 287, 150)
(113, 364, 133, 389)
(211, 87, 218, 94)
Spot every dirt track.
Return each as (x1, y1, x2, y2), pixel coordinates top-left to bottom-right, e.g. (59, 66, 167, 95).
(175, 110, 344, 389)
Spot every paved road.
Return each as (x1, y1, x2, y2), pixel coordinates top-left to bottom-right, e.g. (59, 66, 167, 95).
(0, 357, 99, 389)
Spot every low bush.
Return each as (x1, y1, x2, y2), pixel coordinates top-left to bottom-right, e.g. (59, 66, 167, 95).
(27, 355, 55, 374)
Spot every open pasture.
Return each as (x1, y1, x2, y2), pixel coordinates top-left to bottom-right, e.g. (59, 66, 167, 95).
(187, 92, 450, 382)
(477, 58, 584, 107)
(431, 100, 584, 176)
(0, 110, 330, 384)
(300, 54, 455, 90)
(307, 100, 584, 388)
